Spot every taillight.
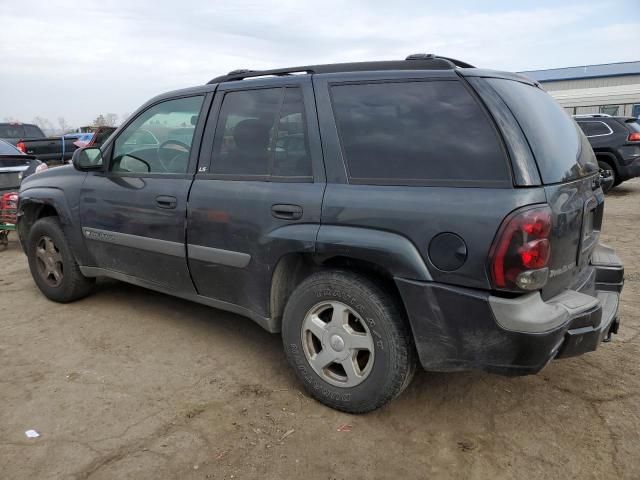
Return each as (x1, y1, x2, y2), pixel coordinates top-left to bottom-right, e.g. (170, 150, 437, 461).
(489, 205, 552, 291)
(628, 132, 640, 142)
(16, 141, 26, 153)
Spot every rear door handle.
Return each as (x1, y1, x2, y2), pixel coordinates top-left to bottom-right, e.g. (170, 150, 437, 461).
(156, 195, 177, 209)
(272, 204, 303, 220)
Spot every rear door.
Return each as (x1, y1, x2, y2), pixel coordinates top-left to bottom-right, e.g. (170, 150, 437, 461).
(483, 78, 601, 298)
(187, 76, 325, 320)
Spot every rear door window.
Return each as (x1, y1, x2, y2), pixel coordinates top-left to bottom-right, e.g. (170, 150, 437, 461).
(330, 80, 509, 186)
(212, 87, 312, 177)
(487, 79, 598, 183)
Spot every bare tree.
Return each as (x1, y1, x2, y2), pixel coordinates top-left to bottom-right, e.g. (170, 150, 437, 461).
(93, 114, 106, 127)
(104, 113, 119, 127)
(93, 113, 118, 127)
(32, 116, 54, 134)
(58, 117, 71, 134)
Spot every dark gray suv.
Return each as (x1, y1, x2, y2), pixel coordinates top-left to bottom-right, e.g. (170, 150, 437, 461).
(18, 55, 624, 413)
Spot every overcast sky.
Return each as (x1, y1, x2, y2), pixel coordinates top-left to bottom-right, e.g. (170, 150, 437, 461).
(1, 0, 638, 127)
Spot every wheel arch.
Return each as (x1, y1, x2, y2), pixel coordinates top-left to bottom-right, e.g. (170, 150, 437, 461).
(18, 188, 90, 264)
(595, 151, 620, 173)
(270, 250, 415, 333)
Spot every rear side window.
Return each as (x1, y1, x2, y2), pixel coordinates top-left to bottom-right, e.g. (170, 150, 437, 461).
(330, 80, 509, 186)
(212, 87, 312, 177)
(577, 121, 611, 137)
(487, 79, 598, 183)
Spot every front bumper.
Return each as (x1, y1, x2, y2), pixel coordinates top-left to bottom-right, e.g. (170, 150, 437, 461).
(396, 244, 623, 375)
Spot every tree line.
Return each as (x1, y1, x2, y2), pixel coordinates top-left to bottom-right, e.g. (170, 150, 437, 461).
(2, 113, 130, 135)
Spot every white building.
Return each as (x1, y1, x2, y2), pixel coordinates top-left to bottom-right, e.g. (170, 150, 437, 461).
(519, 61, 640, 118)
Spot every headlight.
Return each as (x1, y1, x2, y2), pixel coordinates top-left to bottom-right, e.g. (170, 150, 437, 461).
(35, 163, 48, 174)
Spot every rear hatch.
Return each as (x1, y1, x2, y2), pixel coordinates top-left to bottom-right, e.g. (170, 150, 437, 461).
(485, 78, 601, 299)
(0, 157, 33, 192)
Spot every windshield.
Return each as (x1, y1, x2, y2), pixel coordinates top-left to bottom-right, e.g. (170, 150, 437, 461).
(0, 140, 23, 155)
(487, 78, 598, 183)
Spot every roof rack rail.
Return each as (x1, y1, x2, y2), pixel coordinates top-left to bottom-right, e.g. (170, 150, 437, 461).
(572, 113, 612, 118)
(207, 54, 475, 84)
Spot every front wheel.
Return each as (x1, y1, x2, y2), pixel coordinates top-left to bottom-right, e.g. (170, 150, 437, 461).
(26, 217, 95, 302)
(282, 270, 416, 413)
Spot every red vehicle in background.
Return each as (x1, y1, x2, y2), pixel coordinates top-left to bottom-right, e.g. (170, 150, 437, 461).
(0, 139, 47, 247)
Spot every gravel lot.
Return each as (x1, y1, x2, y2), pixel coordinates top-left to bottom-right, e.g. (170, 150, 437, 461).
(1, 179, 639, 480)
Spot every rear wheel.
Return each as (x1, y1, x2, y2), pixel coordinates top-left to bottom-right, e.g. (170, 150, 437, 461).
(27, 217, 95, 302)
(282, 270, 416, 413)
(598, 160, 617, 192)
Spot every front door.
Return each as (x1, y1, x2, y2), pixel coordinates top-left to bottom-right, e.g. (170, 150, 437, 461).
(80, 94, 209, 295)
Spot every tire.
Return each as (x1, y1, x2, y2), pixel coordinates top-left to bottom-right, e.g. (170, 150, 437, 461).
(598, 160, 617, 192)
(26, 216, 95, 302)
(282, 270, 416, 413)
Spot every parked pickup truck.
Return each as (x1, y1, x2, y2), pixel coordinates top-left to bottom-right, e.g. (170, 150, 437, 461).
(17, 54, 624, 413)
(16, 128, 118, 165)
(2, 122, 80, 164)
(16, 134, 81, 165)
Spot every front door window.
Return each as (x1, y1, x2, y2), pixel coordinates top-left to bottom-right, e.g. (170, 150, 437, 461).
(112, 96, 204, 174)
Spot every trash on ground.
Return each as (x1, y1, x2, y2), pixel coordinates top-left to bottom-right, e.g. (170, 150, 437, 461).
(25, 430, 40, 438)
(280, 428, 295, 441)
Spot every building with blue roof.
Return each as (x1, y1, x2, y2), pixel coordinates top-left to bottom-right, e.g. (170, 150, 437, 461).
(519, 61, 640, 117)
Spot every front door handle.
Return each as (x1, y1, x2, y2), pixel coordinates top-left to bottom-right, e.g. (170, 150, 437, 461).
(272, 204, 303, 220)
(156, 195, 177, 209)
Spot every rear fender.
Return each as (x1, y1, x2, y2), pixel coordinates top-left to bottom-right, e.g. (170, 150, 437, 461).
(315, 225, 432, 281)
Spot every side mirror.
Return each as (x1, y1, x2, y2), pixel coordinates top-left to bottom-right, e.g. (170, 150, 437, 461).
(72, 147, 103, 171)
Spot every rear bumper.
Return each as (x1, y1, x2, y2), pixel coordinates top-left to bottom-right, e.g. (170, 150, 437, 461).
(617, 156, 640, 180)
(396, 244, 623, 375)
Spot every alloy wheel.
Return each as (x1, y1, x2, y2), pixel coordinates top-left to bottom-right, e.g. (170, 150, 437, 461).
(301, 301, 375, 388)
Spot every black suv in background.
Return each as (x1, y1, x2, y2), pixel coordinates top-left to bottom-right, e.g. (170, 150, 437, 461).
(18, 55, 624, 413)
(575, 114, 640, 191)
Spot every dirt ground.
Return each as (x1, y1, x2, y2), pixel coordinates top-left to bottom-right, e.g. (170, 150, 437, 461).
(1, 180, 639, 480)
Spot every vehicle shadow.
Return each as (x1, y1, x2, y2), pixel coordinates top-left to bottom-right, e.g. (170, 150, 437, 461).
(88, 276, 635, 427)
(607, 185, 635, 197)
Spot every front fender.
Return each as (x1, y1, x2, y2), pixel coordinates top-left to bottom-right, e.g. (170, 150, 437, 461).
(18, 187, 90, 265)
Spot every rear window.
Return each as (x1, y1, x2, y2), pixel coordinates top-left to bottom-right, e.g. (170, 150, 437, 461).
(626, 120, 640, 133)
(0, 125, 25, 138)
(330, 80, 509, 186)
(487, 79, 598, 183)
